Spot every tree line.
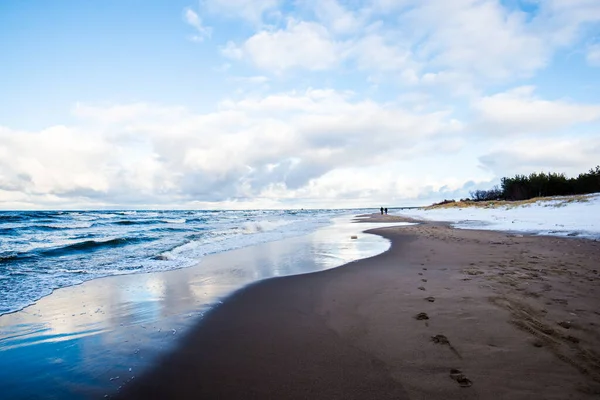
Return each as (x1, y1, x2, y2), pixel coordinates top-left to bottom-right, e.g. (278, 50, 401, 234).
(469, 166, 600, 201)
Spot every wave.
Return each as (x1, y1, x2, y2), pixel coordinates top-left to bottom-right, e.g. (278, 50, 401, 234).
(40, 223, 93, 230)
(240, 219, 290, 233)
(0, 214, 26, 223)
(150, 226, 191, 233)
(0, 223, 92, 234)
(154, 218, 324, 264)
(110, 218, 186, 226)
(40, 237, 150, 257)
(0, 253, 35, 264)
(184, 217, 209, 223)
(0, 227, 19, 235)
(1, 237, 154, 264)
(113, 220, 139, 225)
(0, 211, 62, 221)
(53, 268, 89, 274)
(161, 218, 186, 224)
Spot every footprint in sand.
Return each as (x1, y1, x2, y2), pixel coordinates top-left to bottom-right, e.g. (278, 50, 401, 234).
(565, 335, 580, 344)
(431, 334, 449, 344)
(422, 278, 428, 282)
(450, 369, 472, 388)
(432, 335, 462, 358)
(415, 312, 429, 320)
(418, 286, 426, 291)
(557, 321, 572, 329)
(425, 296, 436, 302)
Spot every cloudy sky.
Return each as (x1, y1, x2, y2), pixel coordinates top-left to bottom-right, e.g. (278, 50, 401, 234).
(1, 0, 599, 209)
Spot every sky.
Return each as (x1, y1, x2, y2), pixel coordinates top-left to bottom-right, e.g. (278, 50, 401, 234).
(1, 0, 599, 210)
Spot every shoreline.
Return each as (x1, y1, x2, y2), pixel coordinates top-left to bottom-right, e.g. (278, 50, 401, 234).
(0, 213, 392, 318)
(0, 216, 403, 399)
(120, 215, 600, 399)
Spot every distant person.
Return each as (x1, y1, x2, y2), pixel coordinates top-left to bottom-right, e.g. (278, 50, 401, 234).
(380, 207, 384, 215)
(385, 208, 388, 215)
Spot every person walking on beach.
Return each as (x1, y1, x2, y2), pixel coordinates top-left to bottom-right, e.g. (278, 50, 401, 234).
(380, 207, 384, 215)
(385, 207, 388, 215)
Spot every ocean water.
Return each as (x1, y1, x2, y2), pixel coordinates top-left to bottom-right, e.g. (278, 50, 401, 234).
(0, 209, 359, 315)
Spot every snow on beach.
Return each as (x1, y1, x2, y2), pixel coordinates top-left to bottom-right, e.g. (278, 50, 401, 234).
(394, 193, 600, 239)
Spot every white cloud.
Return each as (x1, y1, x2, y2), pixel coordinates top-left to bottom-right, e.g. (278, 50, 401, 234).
(473, 86, 600, 135)
(587, 43, 600, 67)
(183, 7, 211, 41)
(350, 33, 416, 73)
(0, 91, 463, 208)
(402, 0, 548, 80)
(398, 0, 600, 82)
(542, 0, 600, 21)
(227, 20, 341, 72)
(0, 125, 114, 196)
(223, 20, 421, 78)
(534, 0, 600, 46)
(5, 86, 598, 209)
(212, 0, 600, 90)
(309, 0, 363, 35)
(367, 0, 414, 13)
(479, 136, 600, 177)
(220, 41, 243, 59)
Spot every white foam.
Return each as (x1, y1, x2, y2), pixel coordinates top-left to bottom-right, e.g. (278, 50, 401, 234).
(43, 222, 93, 229)
(240, 219, 291, 233)
(157, 217, 330, 267)
(161, 218, 186, 224)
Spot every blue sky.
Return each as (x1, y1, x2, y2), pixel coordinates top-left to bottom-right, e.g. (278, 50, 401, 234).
(1, 0, 599, 209)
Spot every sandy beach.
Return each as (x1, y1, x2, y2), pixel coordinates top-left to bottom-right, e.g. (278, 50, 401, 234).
(120, 214, 600, 399)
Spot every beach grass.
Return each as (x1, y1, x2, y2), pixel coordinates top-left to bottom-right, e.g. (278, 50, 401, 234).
(424, 193, 594, 210)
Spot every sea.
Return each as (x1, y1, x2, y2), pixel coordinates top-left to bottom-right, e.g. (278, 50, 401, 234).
(0, 209, 366, 315)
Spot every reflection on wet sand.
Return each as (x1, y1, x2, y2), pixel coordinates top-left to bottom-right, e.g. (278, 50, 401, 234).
(0, 217, 411, 399)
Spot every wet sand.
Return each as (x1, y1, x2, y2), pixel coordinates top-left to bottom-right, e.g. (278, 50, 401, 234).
(121, 215, 600, 399)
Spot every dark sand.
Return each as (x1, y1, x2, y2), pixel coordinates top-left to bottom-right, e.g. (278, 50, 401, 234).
(119, 215, 600, 399)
